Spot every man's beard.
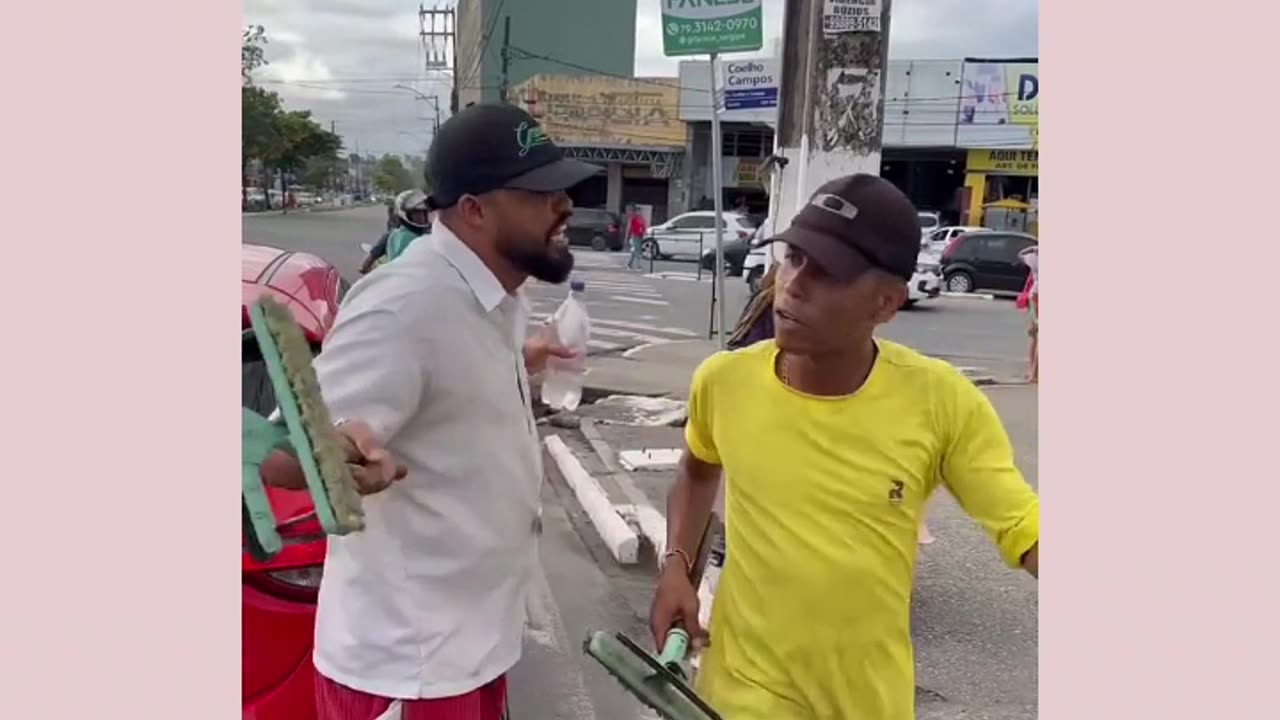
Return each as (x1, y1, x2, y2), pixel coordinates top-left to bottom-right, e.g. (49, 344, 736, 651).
(507, 242, 575, 284)
(500, 212, 575, 284)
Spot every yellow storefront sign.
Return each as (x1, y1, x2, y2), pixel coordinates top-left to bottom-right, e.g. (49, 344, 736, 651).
(967, 148, 1038, 176)
(510, 74, 685, 149)
(1004, 63, 1038, 127)
(735, 159, 763, 187)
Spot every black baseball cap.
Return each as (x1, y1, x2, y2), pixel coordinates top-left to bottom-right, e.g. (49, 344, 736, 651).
(425, 103, 602, 209)
(765, 174, 921, 281)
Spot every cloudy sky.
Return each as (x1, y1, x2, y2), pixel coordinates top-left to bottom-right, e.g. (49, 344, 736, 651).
(244, 0, 1037, 158)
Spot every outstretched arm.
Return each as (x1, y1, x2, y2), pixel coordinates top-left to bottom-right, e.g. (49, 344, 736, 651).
(941, 383, 1040, 579)
(259, 419, 407, 495)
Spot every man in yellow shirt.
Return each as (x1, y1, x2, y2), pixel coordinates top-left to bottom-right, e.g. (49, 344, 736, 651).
(650, 174, 1039, 719)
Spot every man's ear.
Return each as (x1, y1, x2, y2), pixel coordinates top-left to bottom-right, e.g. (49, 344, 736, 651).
(451, 197, 485, 229)
(871, 273, 908, 323)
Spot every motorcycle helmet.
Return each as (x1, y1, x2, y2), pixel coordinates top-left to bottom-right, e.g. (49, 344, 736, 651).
(394, 189, 431, 231)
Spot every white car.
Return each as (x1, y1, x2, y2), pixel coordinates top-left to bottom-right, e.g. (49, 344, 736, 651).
(922, 225, 988, 255)
(642, 211, 757, 260)
(918, 211, 942, 241)
(905, 250, 943, 308)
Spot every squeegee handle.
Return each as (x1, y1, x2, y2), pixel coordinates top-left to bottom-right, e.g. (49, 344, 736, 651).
(657, 627, 690, 667)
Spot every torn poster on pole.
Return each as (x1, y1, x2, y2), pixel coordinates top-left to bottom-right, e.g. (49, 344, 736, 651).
(823, 0, 882, 34)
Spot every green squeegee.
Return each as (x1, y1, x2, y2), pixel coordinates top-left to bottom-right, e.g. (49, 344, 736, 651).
(583, 515, 725, 720)
(241, 296, 365, 562)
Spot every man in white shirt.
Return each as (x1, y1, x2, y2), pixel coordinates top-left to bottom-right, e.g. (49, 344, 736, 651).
(271, 102, 602, 720)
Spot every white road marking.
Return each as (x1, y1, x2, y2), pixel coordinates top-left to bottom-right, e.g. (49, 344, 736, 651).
(586, 326, 674, 345)
(610, 295, 670, 306)
(644, 271, 710, 282)
(587, 339, 624, 351)
(591, 318, 699, 337)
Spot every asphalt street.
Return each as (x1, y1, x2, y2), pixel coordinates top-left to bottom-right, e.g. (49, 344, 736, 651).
(244, 206, 1032, 379)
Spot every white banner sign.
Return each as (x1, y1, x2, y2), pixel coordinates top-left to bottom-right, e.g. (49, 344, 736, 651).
(823, 0, 882, 34)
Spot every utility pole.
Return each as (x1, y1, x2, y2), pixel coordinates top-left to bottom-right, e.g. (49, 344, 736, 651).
(499, 16, 512, 102)
(419, 4, 458, 112)
(774, 0, 893, 241)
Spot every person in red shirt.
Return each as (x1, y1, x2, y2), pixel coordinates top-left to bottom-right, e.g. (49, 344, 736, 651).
(625, 204, 648, 270)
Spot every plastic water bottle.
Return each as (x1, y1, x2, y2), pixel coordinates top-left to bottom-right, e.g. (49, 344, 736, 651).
(541, 278, 590, 411)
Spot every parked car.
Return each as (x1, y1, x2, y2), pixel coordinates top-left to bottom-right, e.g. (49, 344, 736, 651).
(642, 211, 758, 260)
(922, 225, 987, 255)
(565, 207, 623, 251)
(940, 231, 1038, 294)
(241, 243, 347, 720)
(904, 251, 943, 308)
(698, 236, 752, 276)
(917, 210, 942, 240)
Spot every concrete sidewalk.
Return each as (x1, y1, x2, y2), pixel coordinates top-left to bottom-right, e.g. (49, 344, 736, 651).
(582, 338, 1021, 401)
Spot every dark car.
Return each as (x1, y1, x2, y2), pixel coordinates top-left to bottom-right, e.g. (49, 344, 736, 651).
(940, 231, 1038, 294)
(698, 236, 752, 276)
(566, 207, 623, 251)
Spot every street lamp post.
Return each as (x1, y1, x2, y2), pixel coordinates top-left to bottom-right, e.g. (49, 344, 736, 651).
(393, 84, 442, 134)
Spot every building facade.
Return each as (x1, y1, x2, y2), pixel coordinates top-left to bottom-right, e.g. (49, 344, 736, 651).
(676, 56, 1039, 228)
(456, 0, 638, 109)
(511, 73, 685, 222)
(677, 58, 779, 218)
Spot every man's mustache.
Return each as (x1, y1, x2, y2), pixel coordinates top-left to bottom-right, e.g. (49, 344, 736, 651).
(547, 211, 572, 238)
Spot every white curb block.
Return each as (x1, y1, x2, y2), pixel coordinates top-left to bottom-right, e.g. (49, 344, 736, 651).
(942, 291, 996, 300)
(619, 448, 683, 471)
(544, 435, 639, 564)
(615, 503, 669, 560)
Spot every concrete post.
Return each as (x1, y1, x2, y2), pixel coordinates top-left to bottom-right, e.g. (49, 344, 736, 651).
(773, 0, 894, 261)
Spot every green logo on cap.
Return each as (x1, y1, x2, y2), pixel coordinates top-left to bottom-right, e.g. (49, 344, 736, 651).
(515, 121, 550, 157)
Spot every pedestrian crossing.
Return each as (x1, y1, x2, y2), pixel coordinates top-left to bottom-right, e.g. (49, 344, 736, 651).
(523, 252, 703, 353)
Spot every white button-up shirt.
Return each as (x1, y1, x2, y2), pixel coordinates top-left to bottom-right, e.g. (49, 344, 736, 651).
(310, 221, 543, 699)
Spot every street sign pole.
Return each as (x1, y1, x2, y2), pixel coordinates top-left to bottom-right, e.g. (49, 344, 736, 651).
(708, 54, 727, 348)
(660, 0, 764, 348)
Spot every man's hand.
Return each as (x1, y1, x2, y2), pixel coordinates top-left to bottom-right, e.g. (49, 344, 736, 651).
(259, 419, 407, 495)
(336, 419, 407, 494)
(1022, 543, 1039, 578)
(523, 327, 577, 376)
(649, 561, 708, 652)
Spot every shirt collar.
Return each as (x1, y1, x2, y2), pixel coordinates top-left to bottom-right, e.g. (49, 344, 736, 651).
(430, 220, 510, 313)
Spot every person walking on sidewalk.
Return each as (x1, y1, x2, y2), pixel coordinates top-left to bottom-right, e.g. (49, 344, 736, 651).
(651, 175, 1040, 720)
(284, 103, 599, 720)
(625, 203, 648, 270)
(1017, 246, 1039, 383)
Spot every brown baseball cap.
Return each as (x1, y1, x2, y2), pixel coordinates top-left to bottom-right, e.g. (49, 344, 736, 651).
(765, 174, 920, 281)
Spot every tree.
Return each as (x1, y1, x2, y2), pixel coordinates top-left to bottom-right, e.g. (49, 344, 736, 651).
(267, 110, 343, 205)
(242, 85, 282, 206)
(243, 25, 268, 85)
(405, 155, 427, 190)
(372, 155, 415, 196)
(302, 156, 342, 191)
(239, 26, 346, 209)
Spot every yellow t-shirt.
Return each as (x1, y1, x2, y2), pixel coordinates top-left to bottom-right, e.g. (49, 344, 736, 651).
(687, 339, 1038, 719)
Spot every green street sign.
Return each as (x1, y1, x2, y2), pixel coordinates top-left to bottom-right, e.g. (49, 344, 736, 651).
(661, 0, 764, 57)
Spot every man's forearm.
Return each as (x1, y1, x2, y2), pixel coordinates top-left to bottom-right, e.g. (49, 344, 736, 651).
(664, 454, 722, 570)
